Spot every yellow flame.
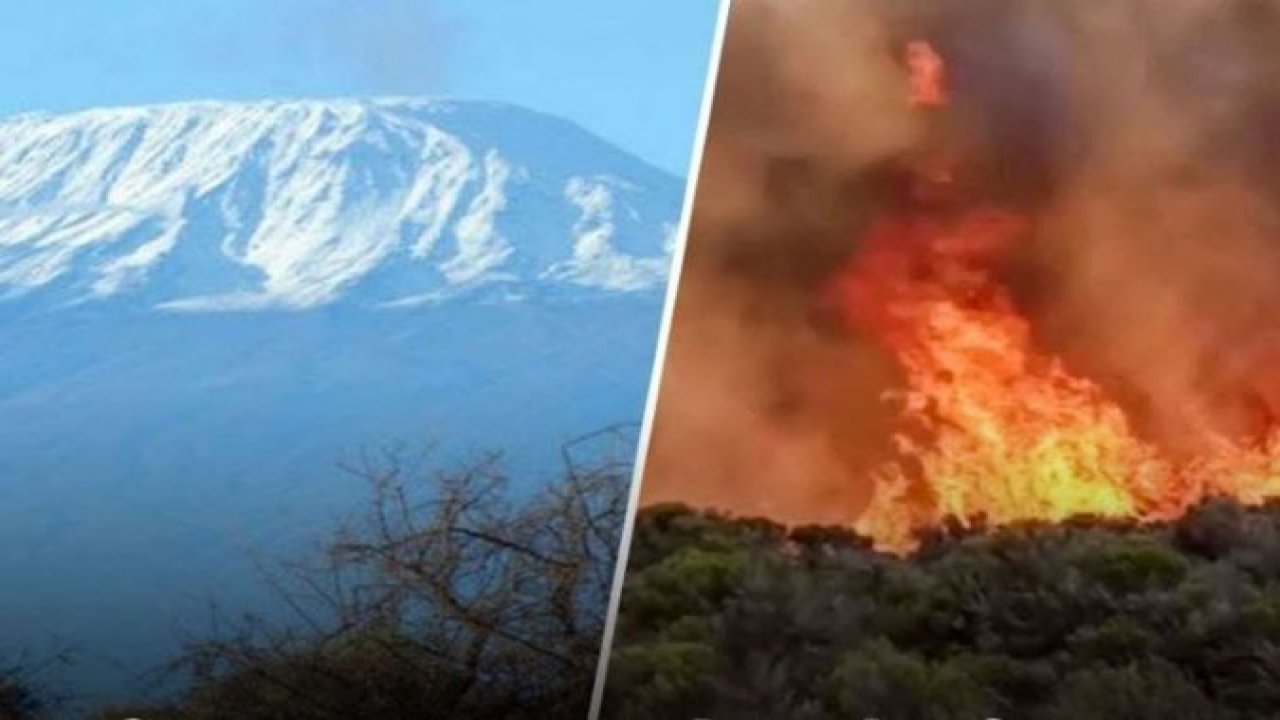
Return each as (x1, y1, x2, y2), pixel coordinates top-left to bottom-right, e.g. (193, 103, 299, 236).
(832, 209, 1280, 550)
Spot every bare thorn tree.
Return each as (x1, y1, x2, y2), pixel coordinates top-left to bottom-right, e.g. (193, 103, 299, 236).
(144, 425, 638, 720)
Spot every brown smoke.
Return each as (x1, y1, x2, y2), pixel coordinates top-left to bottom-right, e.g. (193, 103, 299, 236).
(641, 0, 1280, 523)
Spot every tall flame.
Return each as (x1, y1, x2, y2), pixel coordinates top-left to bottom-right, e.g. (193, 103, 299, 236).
(829, 42, 1280, 550)
(906, 40, 948, 109)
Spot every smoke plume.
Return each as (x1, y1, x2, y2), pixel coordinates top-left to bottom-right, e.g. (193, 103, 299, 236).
(641, 0, 1280, 525)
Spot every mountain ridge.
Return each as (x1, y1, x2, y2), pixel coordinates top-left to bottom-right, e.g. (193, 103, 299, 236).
(0, 97, 681, 312)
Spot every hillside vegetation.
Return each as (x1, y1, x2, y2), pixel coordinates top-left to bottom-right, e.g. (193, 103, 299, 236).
(604, 499, 1280, 720)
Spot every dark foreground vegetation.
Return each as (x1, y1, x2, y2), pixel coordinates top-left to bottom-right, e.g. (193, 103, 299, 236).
(2, 428, 633, 720)
(604, 499, 1280, 720)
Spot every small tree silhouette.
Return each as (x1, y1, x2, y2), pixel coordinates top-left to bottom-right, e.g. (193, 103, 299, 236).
(140, 425, 637, 720)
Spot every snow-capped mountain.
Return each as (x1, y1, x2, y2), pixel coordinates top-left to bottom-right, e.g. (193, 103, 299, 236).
(0, 98, 680, 310)
(0, 99, 680, 706)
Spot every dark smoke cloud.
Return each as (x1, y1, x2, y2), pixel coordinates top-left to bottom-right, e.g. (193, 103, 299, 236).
(641, 0, 1280, 522)
(642, 0, 922, 523)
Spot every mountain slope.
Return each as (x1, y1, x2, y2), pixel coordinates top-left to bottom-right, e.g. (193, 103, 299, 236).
(0, 98, 680, 311)
(0, 98, 680, 708)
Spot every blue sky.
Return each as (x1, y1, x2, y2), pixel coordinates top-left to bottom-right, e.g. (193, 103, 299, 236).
(0, 0, 721, 174)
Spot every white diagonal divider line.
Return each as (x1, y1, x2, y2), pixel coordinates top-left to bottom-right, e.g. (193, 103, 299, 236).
(586, 0, 733, 717)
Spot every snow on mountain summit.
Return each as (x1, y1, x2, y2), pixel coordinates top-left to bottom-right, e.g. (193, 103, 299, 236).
(0, 98, 683, 310)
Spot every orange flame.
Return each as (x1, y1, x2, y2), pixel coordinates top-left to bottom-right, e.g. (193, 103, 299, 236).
(906, 40, 948, 109)
(827, 42, 1280, 550)
(830, 205, 1280, 550)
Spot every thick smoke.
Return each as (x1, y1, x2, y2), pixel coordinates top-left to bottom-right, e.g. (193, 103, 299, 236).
(642, 0, 924, 523)
(641, 0, 1280, 522)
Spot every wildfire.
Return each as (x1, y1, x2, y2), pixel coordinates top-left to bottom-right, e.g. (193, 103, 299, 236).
(829, 42, 1280, 550)
(905, 40, 948, 109)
